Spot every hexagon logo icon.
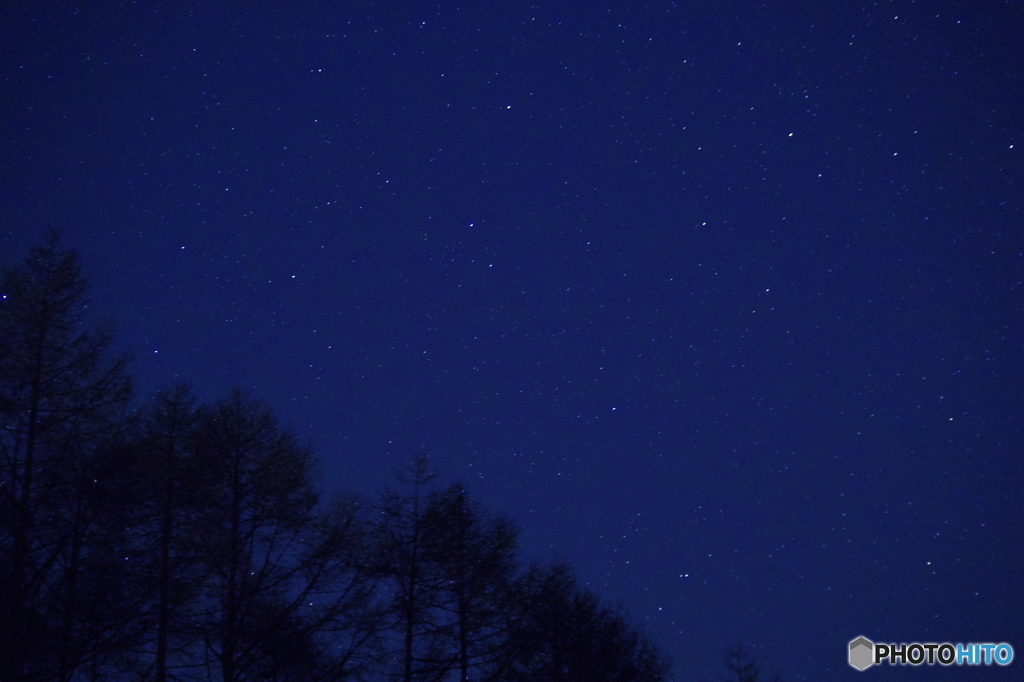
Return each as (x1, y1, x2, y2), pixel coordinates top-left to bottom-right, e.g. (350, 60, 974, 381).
(849, 636, 874, 671)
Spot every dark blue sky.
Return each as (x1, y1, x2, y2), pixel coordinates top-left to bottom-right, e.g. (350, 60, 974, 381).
(3, 1, 1022, 679)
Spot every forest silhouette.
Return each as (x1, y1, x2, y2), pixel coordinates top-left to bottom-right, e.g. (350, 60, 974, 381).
(1, 233, 784, 682)
(0, 233, 676, 681)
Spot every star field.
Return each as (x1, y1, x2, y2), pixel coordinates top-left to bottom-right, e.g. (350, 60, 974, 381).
(2, 2, 1022, 679)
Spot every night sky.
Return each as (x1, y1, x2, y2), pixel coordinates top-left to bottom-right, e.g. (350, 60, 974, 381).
(2, 1, 1022, 679)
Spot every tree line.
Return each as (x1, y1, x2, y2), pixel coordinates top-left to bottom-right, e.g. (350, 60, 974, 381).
(0, 233, 672, 681)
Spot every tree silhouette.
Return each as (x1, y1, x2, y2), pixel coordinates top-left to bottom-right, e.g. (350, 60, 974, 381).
(422, 484, 519, 681)
(372, 456, 452, 682)
(296, 494, 389, 681)
(721, 643, 758, 682)
(0, 234, 678, 682)
(0, 232, 133, 681)
(500, 563, 670, 682)
(703, 643, 782, 682)
(188, 389, 320, 682)
(133, 384, 204, 681)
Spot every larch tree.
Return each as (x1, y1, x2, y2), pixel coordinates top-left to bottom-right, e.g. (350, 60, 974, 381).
(133, 384, 205, 681)
(0, 232, 133, 681)
(187, 389, 321, 682)
(499, 563, 671, 682)
(423, 484, 519, 682)
(372, 457, 452, 682)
